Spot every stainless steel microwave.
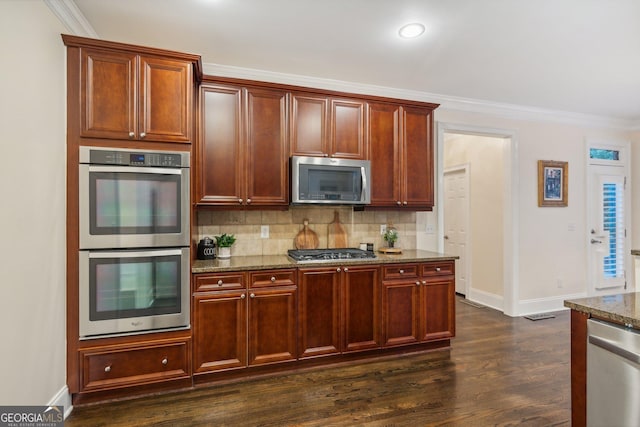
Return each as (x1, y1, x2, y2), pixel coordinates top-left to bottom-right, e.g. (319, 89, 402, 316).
(291, 156, 371, 205)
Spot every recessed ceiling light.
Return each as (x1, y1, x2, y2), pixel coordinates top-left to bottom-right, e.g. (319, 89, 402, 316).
(398, 23, 425, 39)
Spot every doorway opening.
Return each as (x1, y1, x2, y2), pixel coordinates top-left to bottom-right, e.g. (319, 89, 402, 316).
(436, 123, 518, 316)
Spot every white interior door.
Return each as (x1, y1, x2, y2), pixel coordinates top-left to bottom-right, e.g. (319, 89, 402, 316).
(443, 166, 469, 295)
(587, 145, 629, 294)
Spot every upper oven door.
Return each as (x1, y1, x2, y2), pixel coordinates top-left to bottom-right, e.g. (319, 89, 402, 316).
(79, 164, 190, 249)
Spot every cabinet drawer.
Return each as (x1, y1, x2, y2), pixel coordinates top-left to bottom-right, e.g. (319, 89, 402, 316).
(194, 273, 246, 292)
(421, 261, 455, 277)
(81, 339, 189, 391)
(250, 269, 296, 288)
(382, 264, 418, 280)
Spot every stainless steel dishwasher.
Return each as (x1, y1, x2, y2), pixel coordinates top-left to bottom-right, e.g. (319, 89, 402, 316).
(587, 318, 640, 426)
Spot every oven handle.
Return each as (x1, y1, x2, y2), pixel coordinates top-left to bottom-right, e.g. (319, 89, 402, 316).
(87, 165, 185, 175)
(87, 248, 186, 259)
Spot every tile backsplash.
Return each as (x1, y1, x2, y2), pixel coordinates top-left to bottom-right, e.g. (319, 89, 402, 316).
(197, 207, 417, 257)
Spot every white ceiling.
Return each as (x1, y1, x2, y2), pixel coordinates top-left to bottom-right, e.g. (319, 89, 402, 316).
(70, 0, 640, 125)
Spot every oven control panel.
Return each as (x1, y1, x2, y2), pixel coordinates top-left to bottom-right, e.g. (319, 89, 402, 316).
(79, 146, 189, 168)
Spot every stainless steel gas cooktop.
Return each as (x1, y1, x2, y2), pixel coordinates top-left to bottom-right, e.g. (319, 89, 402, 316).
(287, 248, 376, 263)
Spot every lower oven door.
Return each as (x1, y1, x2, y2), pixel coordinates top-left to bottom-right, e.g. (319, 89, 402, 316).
(79, 247, 190, 339)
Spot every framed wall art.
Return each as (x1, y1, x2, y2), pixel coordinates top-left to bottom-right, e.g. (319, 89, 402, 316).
(538, 160, 568, 207)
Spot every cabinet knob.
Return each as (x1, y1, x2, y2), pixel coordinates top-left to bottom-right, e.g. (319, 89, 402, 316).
(344, 267, 349, 272)
(336, 267, 341, 273)
(241, 293, 246, 299)
(435, 267, 441, 272)
(238, 198, 243, 204)
(217, 279, 223, 286)
(247, 198, 252, 204)
(104, 365, 112, 373)
(416, 281, 421, 286)
(422, 281, 427, 285)
(399, 269, 404, 274)
(397, 201, 402, 205)
(128, 132, 135, 139)
(140, 132, 146, 139)
(161, 357, 168, 365)
(270, 276, 276, 282)
(250, 293, 255, 298)
(323, 154, 329, 157)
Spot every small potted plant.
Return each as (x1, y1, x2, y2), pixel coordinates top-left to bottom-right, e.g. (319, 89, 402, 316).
(214, 233, 236, 259)
(383, 227, 398, 248)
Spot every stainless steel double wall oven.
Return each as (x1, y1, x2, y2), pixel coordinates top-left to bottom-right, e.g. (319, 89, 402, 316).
(78, 146, 190, 339)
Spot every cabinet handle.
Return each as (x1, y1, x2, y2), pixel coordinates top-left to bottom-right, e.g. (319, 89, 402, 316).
(399, 269, 404, 274)
(128, 132, 135, 139)
(247, 198, 252, 204)
(344, 267, 349, 272)
(104, 365, 112, 373)
(217, 279, 223, 286)
(270, 276, 276, 282)
(336, 267, 341, 273)
(250, 293, 255, 298)
(140, 132, 146, 139)
(241, 293, 246, 299)
(161, 357, 168, 365)
(435, 267, 441, 272)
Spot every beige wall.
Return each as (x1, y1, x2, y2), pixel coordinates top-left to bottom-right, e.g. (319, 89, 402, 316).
(0, 1, 68, 407)
(198, 207, 417, 255)
(443, 134, 505, 297)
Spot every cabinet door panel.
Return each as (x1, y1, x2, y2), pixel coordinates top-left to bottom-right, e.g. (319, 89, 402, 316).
(402, 106, 434, 208)
(193, 292, 247, 373)
(343, 266, 380, 352)
(248, 287, 297, 365)
(382, 281, 419, 346)
(368, 102, 401, 206)
(290, 94, 328, 157)
(420, 278, 455, 341)
(246, 88, 289, 205)
(331, 99, 365, 159)
(81, 49, 136, 139)
(139, 56, 192, 142)
(298, 268, 341, 358)
(198, 85, 243, 205)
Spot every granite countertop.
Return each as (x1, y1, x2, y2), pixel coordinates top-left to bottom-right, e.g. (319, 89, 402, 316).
(192, 249, 458, 274)
(564, 293, 640, 328)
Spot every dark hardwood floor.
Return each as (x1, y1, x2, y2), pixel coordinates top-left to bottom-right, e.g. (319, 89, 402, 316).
(66, 298, 571, 426)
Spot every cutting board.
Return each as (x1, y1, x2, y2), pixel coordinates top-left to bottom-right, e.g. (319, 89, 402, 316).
(294, 219, 319, 249)
(327, 211, 348, 248)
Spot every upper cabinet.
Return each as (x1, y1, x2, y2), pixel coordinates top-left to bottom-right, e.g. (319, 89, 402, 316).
(63, 35, 201, 144)
(196, 83, 289, 207)
(291, 93, 366, 159)
(368, 102, 436, 209)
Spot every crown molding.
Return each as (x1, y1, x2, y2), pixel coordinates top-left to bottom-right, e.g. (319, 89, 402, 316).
(204, 62, 638, 131)
(44, 0, 98, 38)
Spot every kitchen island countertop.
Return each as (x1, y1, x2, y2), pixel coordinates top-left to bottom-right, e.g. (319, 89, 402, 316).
(192, 249, 457, 274)
(564, 292, 640, 328)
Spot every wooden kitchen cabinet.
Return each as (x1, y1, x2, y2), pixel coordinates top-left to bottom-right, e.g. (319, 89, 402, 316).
(298, 265, 380, 358)
(290, 93, 366, 159)
(78, 47, 194, 143)
(192, 269, 296, 376)
(197, 83, 289, 207)
(368, 102, 435, 209)
(382, 261, 455, 347)
(80, 338, 190, 392)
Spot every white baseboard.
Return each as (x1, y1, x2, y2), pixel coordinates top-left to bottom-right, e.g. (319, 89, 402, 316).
(467, 288, 503, 312)
(48, 385, 73, 419)
(517, 292, 588, 316)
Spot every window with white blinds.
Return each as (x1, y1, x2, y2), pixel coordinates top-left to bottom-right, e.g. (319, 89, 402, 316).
(602, 180, 625, 279)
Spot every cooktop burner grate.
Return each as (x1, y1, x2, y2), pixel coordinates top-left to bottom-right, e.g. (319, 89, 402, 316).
(288, 248, 376, 263)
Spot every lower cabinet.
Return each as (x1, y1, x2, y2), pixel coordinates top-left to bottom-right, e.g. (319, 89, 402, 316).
(382, 261, 455, 347)
(80, 338, 190, 392)
(298, 265, 381, 358)
(193, 269, 297, 376)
